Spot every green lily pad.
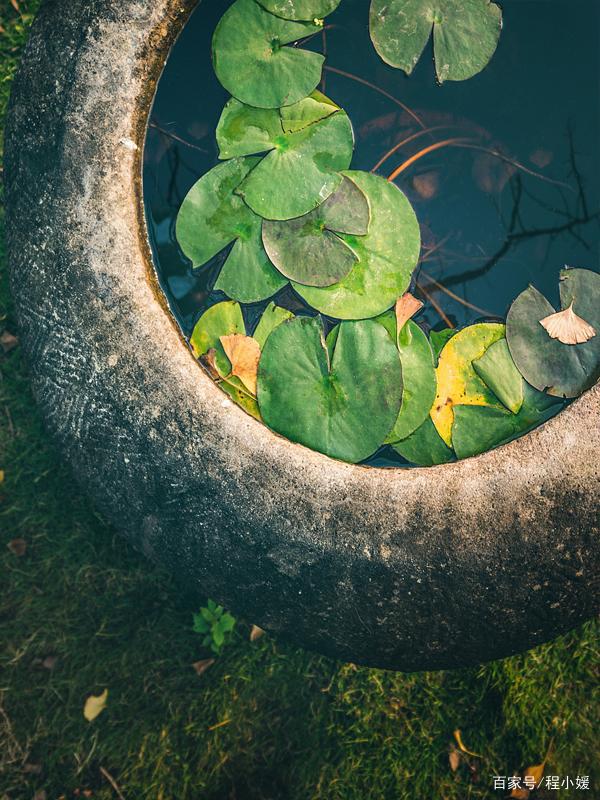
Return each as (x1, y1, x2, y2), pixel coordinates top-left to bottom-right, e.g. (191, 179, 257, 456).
(176, 158, 286, 303)
(257, 0, 341, 21)
(295, 171, 421, 319)
(252, 303, 295, 348)
(452, 384, 561, 460)
(392, 416, 454, 466)
(430, 328, 456, 362)
(506, 268, 600, 398)
(190, 300, 246, 376)
(473, 338, 524, 414)
(212, 0, 324, 109)
(369, 0, 502, 83)
(430, 322, 506, 446)
(220, 376, 262, 421)
(376, 312, 437, 443)
(216, 93, 354, 220)
(257, 316, 402, 463)
(262, 178, 370, 287)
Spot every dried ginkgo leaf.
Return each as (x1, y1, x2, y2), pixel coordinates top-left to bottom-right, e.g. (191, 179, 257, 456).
(250, 625, 265, 642)
(220, 334, 261, 395)
(395, 293, 424, 336)
(83, 688, 108, 722)
(539, 302, 596, 345)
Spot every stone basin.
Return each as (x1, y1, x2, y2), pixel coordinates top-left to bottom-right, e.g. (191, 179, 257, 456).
(5, 0, 599, 671)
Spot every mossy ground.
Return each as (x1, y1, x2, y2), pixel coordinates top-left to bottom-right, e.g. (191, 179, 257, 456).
(1, 2, 598, 798)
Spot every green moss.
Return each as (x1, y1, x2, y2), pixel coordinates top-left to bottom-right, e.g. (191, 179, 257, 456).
(1, 5, 598, 798)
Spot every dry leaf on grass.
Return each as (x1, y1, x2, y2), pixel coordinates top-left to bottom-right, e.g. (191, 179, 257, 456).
(0, 470, 4, 483)
(250, 625, 265, 642)
(449, 748, 461, 772)
(219, 334, 261, 395)
(453, 729, 482, 758)
(0, 331, 19, 353)
(7, 538, 27, 557)
(83, 688, 108, 721)
(33, 791, 47, 800)
(540, 303, 596, 345)
(192, 658, 215, 677)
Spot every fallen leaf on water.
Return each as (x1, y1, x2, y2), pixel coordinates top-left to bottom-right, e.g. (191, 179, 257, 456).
(530, 148, 553, 169)
(7, 538, 27, 557)
(453, 729, 482, 758)
(250, 625, 265, 642)
(412, 171, 439, 200)
(449, 748, 461, 772)
(0, 331, 19, 353)
(395, 293, 424, 335)
(540, 302, 596, 345)
(219, 334, 261, 395)
(83, 688, 108, 722)
(200, 348, 221, 380)
(192, 658, 215, 677)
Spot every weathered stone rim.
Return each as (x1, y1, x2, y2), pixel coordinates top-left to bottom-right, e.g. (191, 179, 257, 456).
(5, 0, 599, 671)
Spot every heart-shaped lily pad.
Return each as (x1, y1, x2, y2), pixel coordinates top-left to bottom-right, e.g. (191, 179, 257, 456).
(392, 416, 454, 466)
(295, 171, 421, 319)
(473, 338, 524, 414)
(430, 328, 456, 362)
(506, 268, 600, 398)
(212, 0, 324, 109)
(376, 312, 437, 443)
(369, 0, 502, 83)
(257, 0, 341, 21)
(452, 384, 561, 460)
(262, 177, 370, 287)
(176, 158, 286, 303)
(216, 93, 354, 220)
(252, 303, 295, 348)
(430, 322, 506, 446)
(257, 316, 402, 462)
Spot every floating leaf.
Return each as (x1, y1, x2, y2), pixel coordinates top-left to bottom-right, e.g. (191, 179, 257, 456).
(473, 338, 524, 414)
(296, 171, 420, 319)
(220, 334, 261, 395)
(452, 384, 560, 460)
(217, 93, 354, 220)
(539, 303, 596, 345)
(392, 416, 453, 466)
(219, 376, 262, 420)
(83, 688, 108, 722)
(257, 0, 340, 21)
(430, 327, 456, 362)
(506, 268, 600, 398)
(252, 303, 295, 348)
(431, 322, 505, 446)
(377, 311, 437, 443)
(262, 178, 369, 287)
(257, 317, 402, 463)
(176, 158, 286, 304)
(395, 292, 424, 332)
(190, 301, 245, 376)
(369, 0, 502, 83)
(212, 0, 324, 109)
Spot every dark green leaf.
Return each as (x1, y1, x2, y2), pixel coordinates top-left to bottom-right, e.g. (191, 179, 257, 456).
(190, 301, 245, 376)
(212, 0, 324, 109)
(392, 416, 454, 466)
(257, 0, 341, 21)
(430, 327, 456, 362)
(295, 171, 420, 319)
(506, 268, 600, 398)
(370, 0, 502, 83)
(257, 316, 402, 463)
(473, 338, 524, 414)
(262, 178, 369, 287)
(252, 303, 295, 349)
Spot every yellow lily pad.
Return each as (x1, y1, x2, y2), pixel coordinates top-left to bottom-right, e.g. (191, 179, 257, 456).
(431, 322, 506, 446)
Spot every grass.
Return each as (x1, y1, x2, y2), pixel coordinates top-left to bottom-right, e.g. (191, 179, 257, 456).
(1, 2, 599, 798)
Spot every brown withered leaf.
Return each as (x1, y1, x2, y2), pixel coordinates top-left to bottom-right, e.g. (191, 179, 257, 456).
(540, 303, 596, 345)
(509, 787, 529, 800)
(412, 171, 439, 200)
(33, 791, 47, 800)
(83, 688, 108, 721)
(395, 293, 424, 335)
(449, 748, 461, 772)
(42, 655, 58, 670)
(23, 763, 42, 775)
(250, 625, 265, 642)
(0, 331, 19, 353)
(192, 658, 215, 677)
(7, 538, 27, 557)
(200, 348, 221, 380)
(529, 148, 553, 169)
(219, 334, 261, 395)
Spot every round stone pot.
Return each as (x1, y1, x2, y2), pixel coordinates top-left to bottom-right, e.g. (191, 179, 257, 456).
(5, 0, 599, 672)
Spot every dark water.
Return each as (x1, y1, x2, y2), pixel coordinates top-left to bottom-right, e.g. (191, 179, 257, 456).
(143, 0, 599, 466)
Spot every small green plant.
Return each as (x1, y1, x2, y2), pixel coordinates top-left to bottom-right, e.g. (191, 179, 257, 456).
(192, 599, 236, 654)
